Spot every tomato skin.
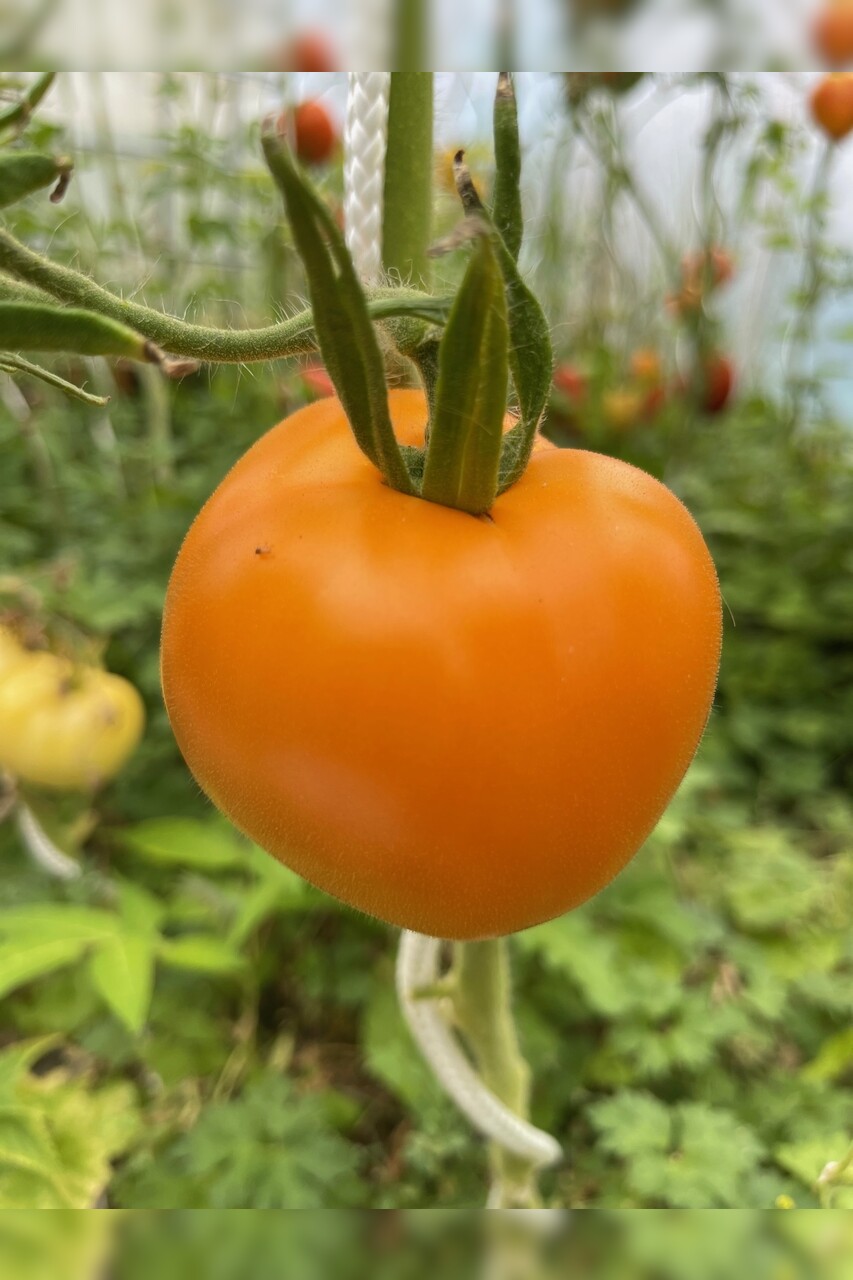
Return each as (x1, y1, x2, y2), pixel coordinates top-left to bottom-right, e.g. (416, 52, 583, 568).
(813, 3, 853, 66)
(0, 631, 144, 790)
(811, 73, 853, 140)
(161, 390, 721, 939)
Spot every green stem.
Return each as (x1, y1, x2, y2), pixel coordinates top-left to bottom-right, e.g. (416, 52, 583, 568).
(0, 228, 448, 362)
(392, 0, 428, 70)
(0, 71, 56, 135)
(788, 140, 834, 427)
(383, 73, 433, 289)
(453, 939, 541, 1207)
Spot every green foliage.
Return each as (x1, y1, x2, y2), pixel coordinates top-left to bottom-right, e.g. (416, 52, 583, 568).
(113, 1073, 364, 1209)
(0, 72, 850, 1213)
(0, 1039, 138, 1208)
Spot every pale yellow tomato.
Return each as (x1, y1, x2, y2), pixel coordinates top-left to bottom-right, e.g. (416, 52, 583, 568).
(0, 628, 144, 790)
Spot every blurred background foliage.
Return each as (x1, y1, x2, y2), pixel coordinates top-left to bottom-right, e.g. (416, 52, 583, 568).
(0, 70, 851, 1224)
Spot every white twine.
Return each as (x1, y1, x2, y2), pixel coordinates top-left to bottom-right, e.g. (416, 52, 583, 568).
(342, 71, 561, 1175)
(343, 73, 390, 284)
(16, 803, 81, 881)
(396, 932, 563, 1170)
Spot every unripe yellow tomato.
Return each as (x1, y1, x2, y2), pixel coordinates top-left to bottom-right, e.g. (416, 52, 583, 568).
(0, 628, 144, 790)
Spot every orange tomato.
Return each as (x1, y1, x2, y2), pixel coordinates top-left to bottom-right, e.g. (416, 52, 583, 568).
(810, 73, 853, 140)
(671, 247, 735, 314)
(161, 390, 721, 940)
(279, 32, 338, 72)
(629, 348, 663, 385)
(277, 101, 337, 166)
(813, 2, 853, 66)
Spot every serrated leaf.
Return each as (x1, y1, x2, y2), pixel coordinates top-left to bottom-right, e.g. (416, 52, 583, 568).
(588, 1090, 671, 1158)
(89, 936, 155, 1035)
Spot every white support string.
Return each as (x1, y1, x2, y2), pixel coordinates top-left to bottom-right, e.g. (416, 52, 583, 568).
(396, 932, 563, 1172)
(16, 803, 81, 881)
(343, 73, 390, 284)
(342, 70, 561, 1179)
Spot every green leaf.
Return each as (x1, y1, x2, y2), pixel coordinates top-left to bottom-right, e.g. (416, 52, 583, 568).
(0, 939, 90, 1002)
(449, 157, 552, 493)
(0, 303, 160, 362)
(88, 936, 155, 1035)
(122, 818, 247, 871)
(157, 935, 246, 975)
(113, 1073, 364, 1209)
(421, 233, 509, 515)
(776, 1133, 852, 1191)
(491, 73, 523, 263)
(0, 152, 71, 208)
(588, 1090, 671, 1159)
(0, 904, 119, 942)
(262, 129, 414, 495)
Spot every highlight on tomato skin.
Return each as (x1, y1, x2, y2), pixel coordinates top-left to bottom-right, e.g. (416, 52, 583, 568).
(161, 389, 722, 941)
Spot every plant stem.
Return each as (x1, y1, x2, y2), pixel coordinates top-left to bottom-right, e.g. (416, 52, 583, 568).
(0, 70, 56, 135)
(453, 939, 542, 1207)
(0, 227, 448, 362)
(787, 140, 834, 427)
(382, 73, 433, 289)
(392, 0, 428, 70)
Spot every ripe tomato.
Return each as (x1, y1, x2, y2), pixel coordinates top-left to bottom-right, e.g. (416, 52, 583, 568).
(552, 363, 588, 402)
(282, 32, 338, 72)
(0, 629, 144, 790)
(699, 353, 734, 413)
(301, 363, 335, 399)
(813, 2, 853, 66)
(277, 101, 337, 166)
(161, 391, 721, 939)
(629, 348, 663, 385)
(810, 73, 853, 140)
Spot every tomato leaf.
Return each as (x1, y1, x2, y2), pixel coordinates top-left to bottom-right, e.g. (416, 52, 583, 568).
(0, 152, 72, 209)
(449, 153, 552, 494)
(262, 129, 414, 496)
(492, 73, 523, 264)
(421, 233, 509, 515)
(0, 303, 160, 363)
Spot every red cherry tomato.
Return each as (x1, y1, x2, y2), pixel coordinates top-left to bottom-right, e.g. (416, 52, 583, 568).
(811, 73, 853, 141)
(277, 100, 337, 166)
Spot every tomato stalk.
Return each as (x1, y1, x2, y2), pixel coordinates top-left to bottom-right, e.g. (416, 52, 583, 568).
(383, 73, 433, 288)
(0, 227, 450, 364)
(453, 939, 546, 1207)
